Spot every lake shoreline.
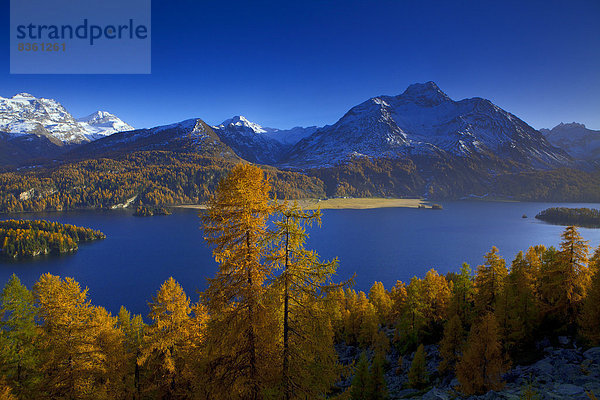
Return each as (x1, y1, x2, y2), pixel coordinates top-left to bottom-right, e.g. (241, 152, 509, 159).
(172, 198, 432, 211)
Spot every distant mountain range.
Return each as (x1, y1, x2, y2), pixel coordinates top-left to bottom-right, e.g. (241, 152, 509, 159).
(540, 122, 600, 163)
(2, 85, 598, 169)
(0, 84, 598, 202)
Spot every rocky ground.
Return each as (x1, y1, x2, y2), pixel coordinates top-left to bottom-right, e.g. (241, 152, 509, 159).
(337, 337, 600, 399)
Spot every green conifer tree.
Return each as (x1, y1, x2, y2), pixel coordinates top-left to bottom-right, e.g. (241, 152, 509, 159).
(408, 344, 428, 389)
(0, 275, 39, 397)
(350, 352, 370, 400)
(368, 352, 388, 400)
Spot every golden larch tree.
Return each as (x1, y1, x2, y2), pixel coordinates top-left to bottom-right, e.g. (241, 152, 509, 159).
(139, 277, 205, 399)
(580, 245, 600, 345)
(267, 203, 343, 399)
(475, 247, 508, 314)
(438, 314, 465, 374)
(456, 313, 509, 396)
(539, 226, 590, 331)
(201, 163, 278, 399)
(33, 274, 111, 399)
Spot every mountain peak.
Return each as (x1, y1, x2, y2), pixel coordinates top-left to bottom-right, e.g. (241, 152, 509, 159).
(218, 115, 267, 134)
(400, 81, 451, 106)
(12, 93, 36, 99)
(78, 111, 118, 124)
(76, 110, 134, 139)
(556, 122, 587, 130)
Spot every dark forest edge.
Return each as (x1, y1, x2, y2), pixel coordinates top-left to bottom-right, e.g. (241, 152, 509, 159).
(0, 164, 599, 399)
(0, 151, 599, 215)
(133, 205, 172, 217)
(536, 207, 600, 228)
(0, 219, 105, 259)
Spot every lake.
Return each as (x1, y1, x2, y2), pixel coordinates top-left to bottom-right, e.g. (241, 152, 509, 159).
(1, 201, 599, 317)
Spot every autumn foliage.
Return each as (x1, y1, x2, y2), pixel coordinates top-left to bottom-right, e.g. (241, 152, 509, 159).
(0, 164, 599, 399)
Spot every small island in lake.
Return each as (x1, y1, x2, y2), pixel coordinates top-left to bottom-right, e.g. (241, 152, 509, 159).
(535, 207, 600, 228)
(0, 220, 106, 259)
(133, 205, 172, 217)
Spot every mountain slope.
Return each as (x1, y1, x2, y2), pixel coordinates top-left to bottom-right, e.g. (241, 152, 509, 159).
(283, 82, 571, 169)
(65, 118, 239, 161)
(0, 132, 66, 166)
(540, 122, 600, 161)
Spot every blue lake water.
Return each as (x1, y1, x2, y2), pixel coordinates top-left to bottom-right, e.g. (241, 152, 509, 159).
(1, 201, 599, 317)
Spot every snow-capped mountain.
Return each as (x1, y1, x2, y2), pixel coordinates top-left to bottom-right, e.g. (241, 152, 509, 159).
(540, 122, 600, 161)
(0, 93, 133, 144)
(212, 116, 288, 164)
(67, 118, 238, 161)
(211, 116, 320, 164)
(76, 111, 134, 140)
(283, 82, 571, 169)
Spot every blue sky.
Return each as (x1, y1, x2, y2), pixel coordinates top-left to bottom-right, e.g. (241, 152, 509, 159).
(1, 0, 599, 130)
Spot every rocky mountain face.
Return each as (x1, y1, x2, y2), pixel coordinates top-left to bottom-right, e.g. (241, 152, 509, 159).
(211, 116, 318, 164)
(282, 82, 571, 169)
(541, 122, 600, 161)
(0, 93, 133, 145)
(211, 116, 287, 164)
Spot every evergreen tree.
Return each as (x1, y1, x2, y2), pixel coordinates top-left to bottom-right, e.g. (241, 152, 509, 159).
(580, 245, 600, 345)
(33, 274, 109, 399)
(456, 313, 509, 396)
(0, 376, 16, 400)
(369, 282, 392, 325)
(539, 226, 590, 331)
(117, 306, 145, 400)
(421, 269, 452, 339)
(350, 352, 370, 400)
(495, 252, 540, 354)
(368, 352, 388, 400)
(0, 275, 38, 397)
(91, 305, 128, 399)
(139, 277, 204, 399)
(407, 344, 428, 389)
(389, 280, 407, 324)
(448, 263, 475, 328)
(201, 164, 277, 399)
(438, 314, 464, 374)
(396, 277, 425, 351)
(475, 247, 508, 313)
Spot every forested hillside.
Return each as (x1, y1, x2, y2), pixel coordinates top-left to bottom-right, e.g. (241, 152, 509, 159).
(1, 165, 599, 399)
(0, 151, 599, 216)
(0, 152, 326, 214)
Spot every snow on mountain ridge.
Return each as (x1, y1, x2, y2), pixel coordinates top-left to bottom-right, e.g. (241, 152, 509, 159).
(0, 93, 133, 144)
(77, 110, 134, 140)
(215, 115, 273, 134)
(283, 82, 571, 168)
